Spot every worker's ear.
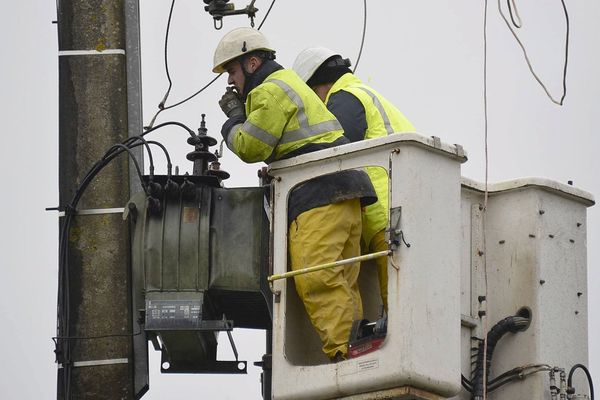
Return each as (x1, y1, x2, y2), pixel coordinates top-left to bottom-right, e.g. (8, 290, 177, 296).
(247, 56, 262, 73)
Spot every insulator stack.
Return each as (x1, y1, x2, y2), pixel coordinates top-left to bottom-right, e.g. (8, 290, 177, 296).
(185, 114, 229, 181)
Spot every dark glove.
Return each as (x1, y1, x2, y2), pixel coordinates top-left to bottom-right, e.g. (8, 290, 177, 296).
(219, 87, 245, 118)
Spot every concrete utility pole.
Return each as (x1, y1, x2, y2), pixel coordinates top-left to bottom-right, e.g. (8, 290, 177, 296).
(56, 0, 144, 398)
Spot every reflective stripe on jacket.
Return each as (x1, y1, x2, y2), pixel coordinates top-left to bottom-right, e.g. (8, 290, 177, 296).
(226, 69, 345, 163)
(325, 73, 415, 246)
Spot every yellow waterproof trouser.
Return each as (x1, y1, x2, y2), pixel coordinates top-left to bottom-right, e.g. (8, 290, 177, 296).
(288, 199, 363, 359)
(369, 229, 389, 313)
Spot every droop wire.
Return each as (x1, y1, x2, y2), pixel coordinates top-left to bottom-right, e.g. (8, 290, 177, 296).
(498, 0, 570, 105)
(353, 0, 367, 73)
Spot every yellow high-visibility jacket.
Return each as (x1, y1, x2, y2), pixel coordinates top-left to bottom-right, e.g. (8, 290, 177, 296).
(225, 68, 346, 163)
(325, 73, 415, 246)
(221, 63, 377, 223)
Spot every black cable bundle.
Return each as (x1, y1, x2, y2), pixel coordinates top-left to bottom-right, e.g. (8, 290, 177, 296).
(470, 315, 530, 400)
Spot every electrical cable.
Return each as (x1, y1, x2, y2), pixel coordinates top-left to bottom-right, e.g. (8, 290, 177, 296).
(122, 135, 156, 179)
(145, 74, 223, 129)
(146, 140, 174, 176)
(145, 0, 188, 129)
(54, 0, 61, 32)
(470, 315, 530, 400)
(102, 144, 148, 192)
(507, 0, 522, 28)
(257, 0, 277, 30)
(568, 364, 595, 400)
(497, 0, 570, 105)
(143, 120, 198, 138)
(159, 0, 176, 109)
(490, 363, 552, 385)
(353, 0, 367, 74)
(146, 0, 278, 130)
(121, 136, 174, 178)
(487, 364, 552, 392)
(481, 2, 490, 399)
(462, 373, 474, 392)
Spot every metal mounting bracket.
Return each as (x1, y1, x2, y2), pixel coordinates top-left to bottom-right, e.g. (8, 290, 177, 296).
(387, 207, 411, 251)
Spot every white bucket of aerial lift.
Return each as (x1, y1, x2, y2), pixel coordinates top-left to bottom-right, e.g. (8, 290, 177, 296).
(268, 133, 467, 400)
(455, 178, 594, 400)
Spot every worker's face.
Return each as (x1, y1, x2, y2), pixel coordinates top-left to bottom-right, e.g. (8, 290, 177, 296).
(225, 60, 246, 94)
(225, 56, 261, 95)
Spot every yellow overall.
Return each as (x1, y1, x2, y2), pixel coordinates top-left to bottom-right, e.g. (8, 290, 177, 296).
(288, 199, 363, 359)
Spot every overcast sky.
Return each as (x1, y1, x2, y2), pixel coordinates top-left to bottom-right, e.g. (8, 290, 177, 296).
(2, 1, 599, 399)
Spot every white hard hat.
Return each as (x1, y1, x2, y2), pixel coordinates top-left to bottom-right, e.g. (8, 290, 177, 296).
(212, 27, 275, 73)
(292, 47, 340, 82)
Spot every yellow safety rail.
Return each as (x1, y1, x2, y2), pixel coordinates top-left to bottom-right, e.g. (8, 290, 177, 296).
(268, 250, 391, 283)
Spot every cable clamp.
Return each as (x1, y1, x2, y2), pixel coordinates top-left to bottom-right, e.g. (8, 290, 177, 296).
(58, 358, 129, 369)
(387, 207, 411, 251)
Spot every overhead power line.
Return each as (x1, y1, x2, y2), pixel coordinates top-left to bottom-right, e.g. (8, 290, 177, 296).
(498, 0, 570, 105)
(482, 1, 490, 397)
(353, 0, 367, 74)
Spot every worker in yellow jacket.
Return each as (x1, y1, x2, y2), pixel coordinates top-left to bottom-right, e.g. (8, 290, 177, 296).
(213, 29, 377, 361)
(293, 47, 415, 313)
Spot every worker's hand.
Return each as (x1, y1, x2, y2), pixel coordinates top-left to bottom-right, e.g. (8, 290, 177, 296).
(218, 87, 245, 118)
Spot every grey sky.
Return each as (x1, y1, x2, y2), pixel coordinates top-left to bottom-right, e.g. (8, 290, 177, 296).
(2, 1, 598, 399)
